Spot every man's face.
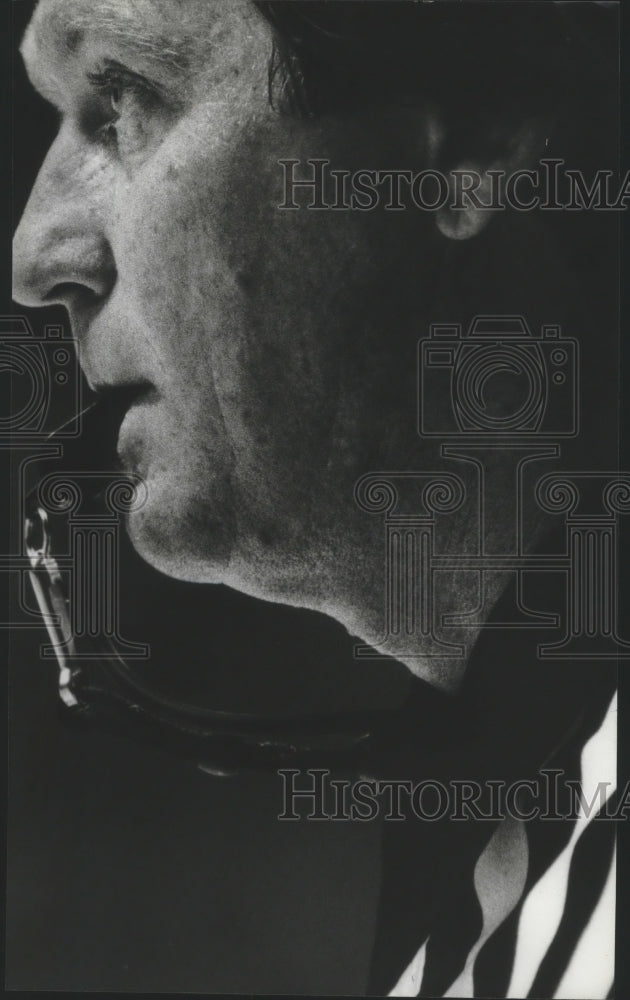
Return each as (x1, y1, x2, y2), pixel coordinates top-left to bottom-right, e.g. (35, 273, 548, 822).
(13, 0, 441, 630)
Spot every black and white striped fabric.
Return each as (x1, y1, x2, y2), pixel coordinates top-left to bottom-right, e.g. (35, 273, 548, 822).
(384, 692, 616, 998)
(367, 639, 618, 999)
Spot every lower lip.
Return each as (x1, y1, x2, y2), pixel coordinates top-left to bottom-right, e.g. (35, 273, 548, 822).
(117, 406, 150, 480)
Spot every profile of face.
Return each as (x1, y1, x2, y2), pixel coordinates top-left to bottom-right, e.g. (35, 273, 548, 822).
(13, 0, 537, 684)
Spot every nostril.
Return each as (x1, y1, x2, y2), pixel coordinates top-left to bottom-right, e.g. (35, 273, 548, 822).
(40, 281, 107, 328)
(44, 283, 103, 310)
(38, 283, 113, 342)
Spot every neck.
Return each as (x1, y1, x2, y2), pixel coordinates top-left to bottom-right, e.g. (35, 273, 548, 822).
(323, 453, 551, 694)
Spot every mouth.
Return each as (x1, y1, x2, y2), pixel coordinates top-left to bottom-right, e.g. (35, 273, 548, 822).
(92, 380, 154, 419)
(23, 378, 156, 574)
(91, 381, 155, 467)
(23, 380, 155, 508)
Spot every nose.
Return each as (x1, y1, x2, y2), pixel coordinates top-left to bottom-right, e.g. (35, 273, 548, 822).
(13, 122, 116, 311)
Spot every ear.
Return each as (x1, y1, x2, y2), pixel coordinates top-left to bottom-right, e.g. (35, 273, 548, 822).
(427, 114, 550, 241)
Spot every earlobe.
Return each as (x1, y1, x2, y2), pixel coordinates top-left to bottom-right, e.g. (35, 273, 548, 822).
(424, 111, 492, 239)
(433, 121, 548, 242)
(435, 169, 496, 241)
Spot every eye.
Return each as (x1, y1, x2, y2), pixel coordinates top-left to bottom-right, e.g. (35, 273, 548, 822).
(87, 67, 129, 116)
(107, 78, 123, 116)
(86, 66, 155, 148)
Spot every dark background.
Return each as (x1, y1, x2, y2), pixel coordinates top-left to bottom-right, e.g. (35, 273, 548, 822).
(3, 0, 630, 996)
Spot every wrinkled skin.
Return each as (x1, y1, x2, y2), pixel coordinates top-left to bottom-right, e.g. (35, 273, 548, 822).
(13, 0, 534, 690)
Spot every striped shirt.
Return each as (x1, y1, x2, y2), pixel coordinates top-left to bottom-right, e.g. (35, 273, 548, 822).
(367, 657, 618, 999)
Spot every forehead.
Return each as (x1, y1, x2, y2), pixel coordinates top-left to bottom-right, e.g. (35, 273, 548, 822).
(22, 0, 258, 97)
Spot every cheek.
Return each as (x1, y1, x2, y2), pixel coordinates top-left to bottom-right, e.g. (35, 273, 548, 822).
(112, 144, 240, 428)
(110, 118, 416, 532)
(131, 151, 335, 448)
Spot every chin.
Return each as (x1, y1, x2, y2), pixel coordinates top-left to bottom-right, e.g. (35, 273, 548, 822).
(123, 481, 236, 585)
